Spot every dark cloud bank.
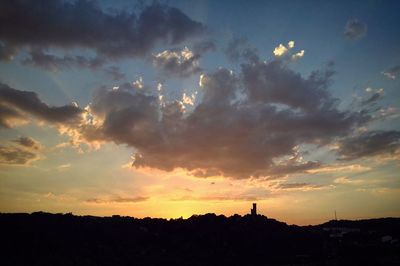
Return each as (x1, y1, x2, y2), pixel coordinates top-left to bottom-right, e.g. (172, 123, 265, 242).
(0, 0, 206, 73)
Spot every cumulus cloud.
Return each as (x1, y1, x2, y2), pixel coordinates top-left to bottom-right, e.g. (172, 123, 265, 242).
(291, 50, 305, 60)
(273, 44, 289, 57)
(1, 57, 389, 178)
(152, 47, 202, 77)
(337, 130, 400, 160)
(272, 41, 305, 60)
(344, 19, 367, 40)
(242, 60, 335, 111)
(0, 82, 84, 126)
(0, 0, 205, 65)
(64, 59, 371, 179)
(382, 65, 400, 80)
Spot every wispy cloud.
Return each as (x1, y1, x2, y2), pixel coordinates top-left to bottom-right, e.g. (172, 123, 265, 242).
(275, 182, 332, 191)
(0, 137, 42, 165)
(337, 130, 400, 160)
(86, 196, 149, 204)
(382, 65, 400, 80)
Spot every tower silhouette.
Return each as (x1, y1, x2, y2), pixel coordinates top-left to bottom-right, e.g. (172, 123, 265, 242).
(251, 203, 257, 216)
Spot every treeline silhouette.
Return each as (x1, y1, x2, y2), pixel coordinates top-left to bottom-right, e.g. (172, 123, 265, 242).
(1, 212, 399, 265)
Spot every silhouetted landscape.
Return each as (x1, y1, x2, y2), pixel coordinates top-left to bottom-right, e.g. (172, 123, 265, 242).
(1, 212, 399, 266)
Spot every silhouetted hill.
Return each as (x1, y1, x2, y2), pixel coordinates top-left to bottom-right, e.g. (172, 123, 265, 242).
(319, 218, 400, 236)
(1, 212, 399, 265)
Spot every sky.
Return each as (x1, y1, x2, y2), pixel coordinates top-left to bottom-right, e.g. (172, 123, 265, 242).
(0, 0, 399, 225)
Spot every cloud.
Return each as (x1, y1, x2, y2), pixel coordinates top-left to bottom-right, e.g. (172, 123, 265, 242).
(337, 130, 400, 160)
(0, 0, 205, 64)
(12, 137, 41, 150)
(0, 145, 38, 165)
(152, 47, 202, 77)
(1, 56, 385, 179)
(22, 49, 126, 81)
(224, 37, 259, 63)
(103, 66, 126, 81)
(152, 41, 215, 78)
(81, 83, 160, 147)
(273, 44, 288, 57)
(291, 50, 305, 60)
(181, 92, 196, 106)
(306, 163, 371, 174)
(22, 48, 104, 72)
(0, 42, 17, 61)
(86, 196, 149, 204)
(57, 163, 71, 170)
(272, 41, 305, 61)
(344, 19, 367, 40)
(242, 60, 334, 111)
(362, 87, 384, 105)
(0, 104, 27, 128)
(68, 59, 371, 179)
(374, 107, 400, 121)
(0, 82, 84, 126)
(21, 49, 127, 81)
(382, 65, 400, 80)
(334, 176, 363, 185)
(0, 137, 42, 165)
(171, 194, 263, 202)
(192, 40, 216, 55)
(276, 182, 328, 191)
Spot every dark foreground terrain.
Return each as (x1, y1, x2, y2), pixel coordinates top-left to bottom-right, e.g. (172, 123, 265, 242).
(1, 212, 399, 266)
